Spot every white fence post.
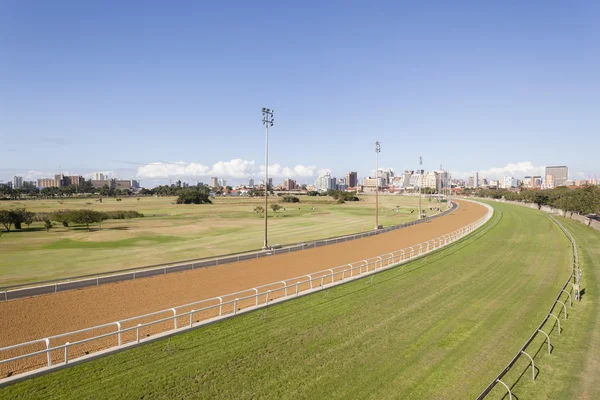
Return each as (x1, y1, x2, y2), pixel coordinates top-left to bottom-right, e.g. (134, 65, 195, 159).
(116, 322, 122, 346)
(45, 338, 51, 366)
(64, 342, 70, 365)
(171, 308, 177, 329)
(254, 288, 259, 306)
(136, 324, 141, 343)
(190, 310, 195, 327)
(218, 297, 223, 316)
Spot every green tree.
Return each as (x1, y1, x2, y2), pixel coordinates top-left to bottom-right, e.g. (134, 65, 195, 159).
(70, 210, 106, 231)
(176, 188, 212, 204)
(44, 220, 53, 232)
(0, 210, 12, 231)
(282, 196, 300, 203)
(271, 204, 282, 215)
(254, 206, 264, 214)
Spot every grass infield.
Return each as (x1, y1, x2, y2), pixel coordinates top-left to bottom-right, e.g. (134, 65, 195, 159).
(3, 202, 598, 399)
(0, 195, 438, 286)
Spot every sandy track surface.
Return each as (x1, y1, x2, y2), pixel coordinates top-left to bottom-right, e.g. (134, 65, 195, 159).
(0, 200, 486, 373)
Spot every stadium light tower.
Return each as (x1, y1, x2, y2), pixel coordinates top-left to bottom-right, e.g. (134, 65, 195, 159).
(262, 108, 274, 250)
(418, 156, 423, 219)
(375, 141, 382, 229)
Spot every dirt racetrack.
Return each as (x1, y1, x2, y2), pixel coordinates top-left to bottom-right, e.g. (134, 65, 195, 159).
(0, 200, 486, 375)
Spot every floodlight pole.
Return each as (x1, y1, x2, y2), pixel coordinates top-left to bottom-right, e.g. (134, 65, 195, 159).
(375, 141, 381, 229)
(419, 156, 423, 219)
(262, 108, 274, 250)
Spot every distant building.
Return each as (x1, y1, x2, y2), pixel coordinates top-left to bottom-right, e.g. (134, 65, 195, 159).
(248, 178, 254, 188)
(503, 176, 517, 189)
(131, 180, 140, 189)
(475, 172, 480, 188)
(93, 172, 107, 180)
(283, 178, 297, 190)
(346, 172, 358, 188)
(545, 166, 568, 187)
(218, 178, 227, 188)
(91, 179, 111, 189)
(211, 177, 219, 188)
(315, 172, 336, 191)
(425, 171, 438, 189)
(13, 176, 23, 189)
(468, 177, 475, 188)
(38, 178, 60, 188)
(268, 178, 273, 187)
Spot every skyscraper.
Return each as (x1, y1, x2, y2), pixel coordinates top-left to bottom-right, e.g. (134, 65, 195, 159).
(346, 172, 358, 188)
(211, 177, 219, 188)
(545, 166, 568, 187)
(13, 176, 23, 189)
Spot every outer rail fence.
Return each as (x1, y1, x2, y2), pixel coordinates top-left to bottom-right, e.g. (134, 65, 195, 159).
(0, 201, 493, 384)
(476, 215, 579, 400)
(1, 202, 458, 301)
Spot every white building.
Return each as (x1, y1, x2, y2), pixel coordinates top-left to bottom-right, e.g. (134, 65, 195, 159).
(93, 172, 107, 180)
(315, 172, 336, 191)
(502, 176, 517, 189)
(425, 171, 438, 190)
(13, 176, 23, 189)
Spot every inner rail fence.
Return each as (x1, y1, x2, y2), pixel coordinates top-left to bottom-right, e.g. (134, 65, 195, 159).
(1, 202, 458, 301)
(476, 214, 580, 400)
(0, 200, 493, 383)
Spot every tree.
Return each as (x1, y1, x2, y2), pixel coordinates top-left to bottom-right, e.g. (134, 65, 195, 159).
(70, 210, 105, 231)
(53, 210, 72, 230)
(44, 220, 53, 232)
(176, 188, 212, 204)
(533, 192, 549, 210)
(0, 210, 12, 232)
(282, 196, 300, 203)
(271, 204, 282, 215)
(254, 206, 264, 214)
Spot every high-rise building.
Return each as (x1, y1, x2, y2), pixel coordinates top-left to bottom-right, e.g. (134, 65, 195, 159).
(93, 172, 107, 181)
(211, 177, 219, 188)
(283, 178, 297, 190)
(218, 178, 227, 188)
(475, 172, 480, 188)
(248, 178, 254, 188)
(268, 178, 273, 187)
(545, 166, 568, 187)
(503, 176, 517, 188)
(13, 176, 23, 189)
(315, 172, 336, 191)
(468, 177, 475, 188)
(346, 172, 358, 188)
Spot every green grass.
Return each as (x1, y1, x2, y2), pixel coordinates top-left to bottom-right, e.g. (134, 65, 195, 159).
(488, 215, 600, 400)
(2, 202, 592, 399)
(0, 195, 440, 286)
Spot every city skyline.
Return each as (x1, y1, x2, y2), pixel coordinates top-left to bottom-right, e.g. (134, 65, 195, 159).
(2, 2, 599, 184)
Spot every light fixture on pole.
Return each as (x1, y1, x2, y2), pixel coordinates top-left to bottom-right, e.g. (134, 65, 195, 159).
(262, 107, 274, 250)
(375, 141, 382, 230)
(418, 156, 423, 219)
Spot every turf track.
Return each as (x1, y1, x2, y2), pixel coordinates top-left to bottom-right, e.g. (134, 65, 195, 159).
(3, 202, 596, 399)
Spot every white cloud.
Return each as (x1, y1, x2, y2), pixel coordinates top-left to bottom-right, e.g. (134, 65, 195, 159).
(210, 159, 255, 178)
(259, 164, 318, 178)
(136, 160, 319, 180)
(451, 161, 545, 180)
(136, 162, 210, 179)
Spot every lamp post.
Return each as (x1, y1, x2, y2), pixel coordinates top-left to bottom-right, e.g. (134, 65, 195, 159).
(418, 156, 423, 219)
(375, 141, 381, 229)
(262, 108, 274, 250)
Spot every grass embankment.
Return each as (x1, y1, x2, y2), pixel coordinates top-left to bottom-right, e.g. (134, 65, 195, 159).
(1, 202, 585, 399)
(491, 215, 600, 400)
(0, 195, 440, 286)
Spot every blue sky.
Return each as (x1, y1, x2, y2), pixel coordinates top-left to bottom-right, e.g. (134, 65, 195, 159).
(1, 1, 599, 186)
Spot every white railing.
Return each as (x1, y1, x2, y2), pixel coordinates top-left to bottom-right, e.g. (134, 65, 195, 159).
(0, 200, 493, 383)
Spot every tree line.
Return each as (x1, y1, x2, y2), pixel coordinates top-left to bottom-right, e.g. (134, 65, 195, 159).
(0, 208, 144, 232)
(465, 185, 600, 215)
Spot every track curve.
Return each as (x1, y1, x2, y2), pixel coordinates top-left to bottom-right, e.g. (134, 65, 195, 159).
(0, 199, 486, 348)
